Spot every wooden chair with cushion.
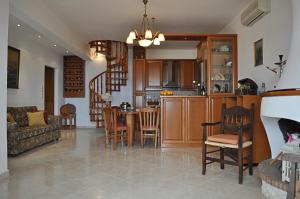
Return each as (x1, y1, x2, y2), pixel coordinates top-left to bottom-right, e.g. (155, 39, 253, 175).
(202, 104, 254, 184)
(139, 107, 160, 148)
(103, 107, 129, 149)
(60, 104, 76, 129)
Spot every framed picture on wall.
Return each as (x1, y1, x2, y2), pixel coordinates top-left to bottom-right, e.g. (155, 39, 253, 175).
(254, 39, 263, 66)
(7, 46, 20, 89)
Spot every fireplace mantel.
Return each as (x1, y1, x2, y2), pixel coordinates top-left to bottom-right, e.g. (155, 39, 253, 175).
(261, 90, 300, 158)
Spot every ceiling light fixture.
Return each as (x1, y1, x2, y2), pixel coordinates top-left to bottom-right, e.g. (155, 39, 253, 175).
(126, 0, 165, 48)
(17, 24, 21, 27)
(37, 35, 41, 39)
(53, 44, 57, 47)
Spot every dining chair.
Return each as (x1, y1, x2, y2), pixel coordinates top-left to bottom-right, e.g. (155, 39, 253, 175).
(60, 103, 76, 129)
(202, 104, 254, 184)
(139, 107, 160, 148)
(103, 107, 129, 149)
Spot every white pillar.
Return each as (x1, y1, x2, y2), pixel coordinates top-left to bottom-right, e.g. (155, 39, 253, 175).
(0, 0, 9, 175)
(277, 0, 300, 89)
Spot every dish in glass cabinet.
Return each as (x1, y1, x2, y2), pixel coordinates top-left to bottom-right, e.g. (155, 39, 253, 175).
(213, 84, 221, 93)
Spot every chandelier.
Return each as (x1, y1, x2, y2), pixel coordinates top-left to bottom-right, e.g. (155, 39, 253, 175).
(126, 0, 165, 47)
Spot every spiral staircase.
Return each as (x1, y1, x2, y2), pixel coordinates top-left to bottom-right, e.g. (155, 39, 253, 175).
(89, 40, 128, 128)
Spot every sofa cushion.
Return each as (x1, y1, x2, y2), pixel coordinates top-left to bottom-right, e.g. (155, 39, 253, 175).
(7, 106, 38, 127)
(7, 113, 15, 122)
(27, 112, 46, 126)
(15, 125, 57, 140)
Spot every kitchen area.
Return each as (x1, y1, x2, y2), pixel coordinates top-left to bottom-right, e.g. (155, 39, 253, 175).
(132, 34, 271, 164)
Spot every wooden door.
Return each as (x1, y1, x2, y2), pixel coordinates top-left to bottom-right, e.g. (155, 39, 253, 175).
(44, 66, 55, 115)
(146, 60, 163, 88)
(186, 97, 208, 145)
(161, 98, 185, 147)
(180, 60, 195, 89)
(134, 59, 146, 92)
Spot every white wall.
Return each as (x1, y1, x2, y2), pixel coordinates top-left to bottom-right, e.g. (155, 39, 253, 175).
(7, 24, 64, 115)
(0, 0, 9, 176)
(146, 49, 197, 59)
(65, 56, 106, 127)
(65, 49, 133, 127)
(277, 0, 300, 89)
(219, 0, 293, 91)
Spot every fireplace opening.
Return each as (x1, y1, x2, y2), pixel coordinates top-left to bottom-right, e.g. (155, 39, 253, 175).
(278, 118, 300, 143)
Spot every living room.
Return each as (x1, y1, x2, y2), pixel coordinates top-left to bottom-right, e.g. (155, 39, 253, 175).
(1, 0, 300, 198)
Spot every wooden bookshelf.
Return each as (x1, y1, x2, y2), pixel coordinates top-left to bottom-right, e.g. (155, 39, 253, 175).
(63, 56, 85, 98)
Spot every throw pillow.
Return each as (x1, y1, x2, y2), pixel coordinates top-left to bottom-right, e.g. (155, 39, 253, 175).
(38, 110, 48, 124)
(7, 113, 15, 123)
(27, 112, 46, 126)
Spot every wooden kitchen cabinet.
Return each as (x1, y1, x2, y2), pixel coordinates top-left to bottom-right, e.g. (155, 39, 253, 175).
(134, 92, 146, 109)
(180, 60, 195, 89)
(161, 96, 208, 147)
(133, 59, 146, 92)
(161, 97, 185, 146)
(186, 97, 208, 144)
(146, 60, 163, 88)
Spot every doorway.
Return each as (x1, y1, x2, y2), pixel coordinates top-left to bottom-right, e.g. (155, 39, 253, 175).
(44, 66, 55, 115)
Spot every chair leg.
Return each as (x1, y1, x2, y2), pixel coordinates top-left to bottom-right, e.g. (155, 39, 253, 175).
(248, 145, 253, 176)
(105, 131, 109, 146)
(155, 131, 158, 148)
(202, 143, 207, 175)
(238, 148, 243, 184)
(220, 147, 225, 170)
(141, 131, 144, 148)
(113, 130, 117, 150)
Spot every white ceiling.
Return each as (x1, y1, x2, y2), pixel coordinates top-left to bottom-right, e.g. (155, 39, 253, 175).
(9, 15, 72, 56)
(9, 0, 251, 58)
(42, 0, 250, 43)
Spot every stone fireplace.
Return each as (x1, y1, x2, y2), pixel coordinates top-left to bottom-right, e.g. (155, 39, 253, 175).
(259, 0, 300, 198)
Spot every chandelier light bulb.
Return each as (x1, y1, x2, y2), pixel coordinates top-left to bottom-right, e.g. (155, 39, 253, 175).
(126, 36, 133, 44)
(138, 39, 152, 47)
(145, 29, 153, 39)
(153, 38, 160, 45)
(129, 31, 136, 39)
(158, 33, 165, 41)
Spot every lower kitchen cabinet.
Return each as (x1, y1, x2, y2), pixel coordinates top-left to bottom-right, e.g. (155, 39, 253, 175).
(161, 96, 208, 147)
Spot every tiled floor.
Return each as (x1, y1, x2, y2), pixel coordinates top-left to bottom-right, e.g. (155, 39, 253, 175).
(0, 129, 265, 199)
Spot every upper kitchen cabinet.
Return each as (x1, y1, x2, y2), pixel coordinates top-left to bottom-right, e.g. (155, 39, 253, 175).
(207, 35, 237, 95)
(133, 59, 146, 92)
(180, 60, 195, 89)
(146, 60, 163, 89)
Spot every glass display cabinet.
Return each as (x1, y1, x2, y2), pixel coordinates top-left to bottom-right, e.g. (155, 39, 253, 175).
(208, 36, 237, 95)
(197, 35, 237, 96)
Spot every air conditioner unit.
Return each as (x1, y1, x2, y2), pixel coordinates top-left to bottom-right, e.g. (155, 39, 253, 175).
(241, 0, 271, 27)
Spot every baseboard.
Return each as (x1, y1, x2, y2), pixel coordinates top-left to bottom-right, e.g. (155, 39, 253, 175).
(0, 170, 9, 180)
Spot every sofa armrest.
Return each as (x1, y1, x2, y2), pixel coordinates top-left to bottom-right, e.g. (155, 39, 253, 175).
(7, 122, 18, 141)
(48, 115, 61, 126)
(7, 122, 17, 132)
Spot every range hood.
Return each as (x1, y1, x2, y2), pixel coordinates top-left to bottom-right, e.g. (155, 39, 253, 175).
(163, 60, 180, 88)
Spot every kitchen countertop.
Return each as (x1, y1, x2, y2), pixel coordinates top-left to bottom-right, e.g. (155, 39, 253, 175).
(160, 95, 208, 98)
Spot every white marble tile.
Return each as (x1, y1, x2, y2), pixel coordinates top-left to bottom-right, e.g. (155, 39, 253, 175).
(0, 129, 264, 199)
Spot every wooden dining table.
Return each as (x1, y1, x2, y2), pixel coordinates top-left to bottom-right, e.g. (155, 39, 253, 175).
(120, 110, 139, 147)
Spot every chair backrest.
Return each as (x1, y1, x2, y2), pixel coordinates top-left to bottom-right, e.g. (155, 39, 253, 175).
(60, 104, 76, 115)
(103, 107, 118, 132)
(221, 104, 254, 134)
(139, 107, 160, 129)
